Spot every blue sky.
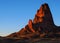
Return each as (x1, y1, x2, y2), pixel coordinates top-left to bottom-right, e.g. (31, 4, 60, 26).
(0, 0, 60, 36)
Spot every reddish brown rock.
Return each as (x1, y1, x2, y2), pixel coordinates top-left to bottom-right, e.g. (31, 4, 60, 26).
(28, 19, 35, 33)
(6, 3, 60, 39)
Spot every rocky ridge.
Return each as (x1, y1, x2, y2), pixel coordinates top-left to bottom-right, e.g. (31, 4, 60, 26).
(6, 3, 60, 39)
(0, 3, 60, 43)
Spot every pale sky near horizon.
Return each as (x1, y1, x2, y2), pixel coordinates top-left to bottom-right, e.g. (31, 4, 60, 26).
(0, 0, 60, 36)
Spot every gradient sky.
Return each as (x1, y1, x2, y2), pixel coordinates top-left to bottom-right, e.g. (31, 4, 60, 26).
(0, 0, 60, 36)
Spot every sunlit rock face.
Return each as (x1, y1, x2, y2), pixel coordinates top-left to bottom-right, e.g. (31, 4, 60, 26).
(33, 3, 54, 25)
(32, 3, 55, 33)
(6, 3, 60, 39)
(33, 5, 44, 23)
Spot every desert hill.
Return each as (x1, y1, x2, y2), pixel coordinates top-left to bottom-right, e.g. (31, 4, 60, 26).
(0, 3, 60, 43)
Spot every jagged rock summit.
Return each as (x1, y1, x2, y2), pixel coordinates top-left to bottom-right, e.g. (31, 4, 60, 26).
(6, 3, 60, 38)
(33, 3, 54, 24)
(0, 3, 60, 43)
